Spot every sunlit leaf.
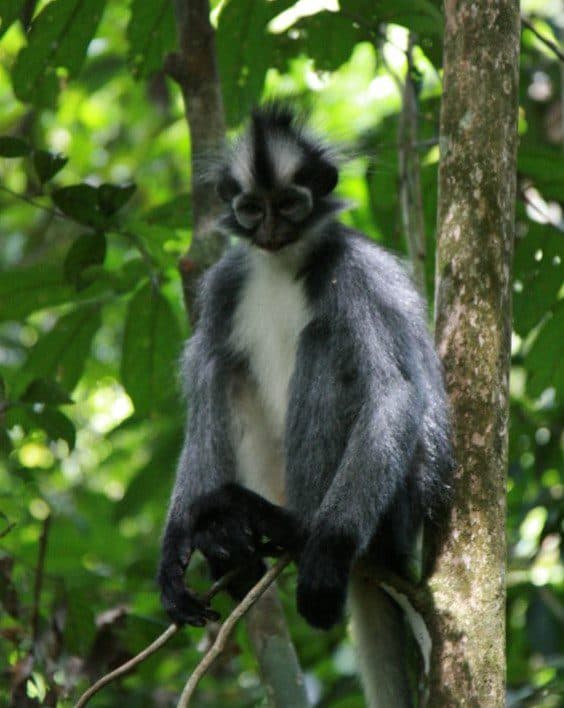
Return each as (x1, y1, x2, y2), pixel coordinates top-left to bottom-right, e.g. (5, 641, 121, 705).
(0, 265, 74, 321)
(19, 306, 102, 394)
(0, 0, 21, 39)
(121, 282, 182, 416)
(127, 0, 176, 79)
(526, 301, 564, 400)
(513, 224, 562, 335)
(11, 0, 106, 106)
(217, 0, 293, 126)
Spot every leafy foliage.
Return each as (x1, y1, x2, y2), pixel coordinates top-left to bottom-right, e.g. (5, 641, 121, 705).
(0, 1, 562, 706)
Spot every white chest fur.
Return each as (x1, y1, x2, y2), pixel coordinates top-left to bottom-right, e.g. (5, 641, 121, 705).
(231, 252, 311, 438)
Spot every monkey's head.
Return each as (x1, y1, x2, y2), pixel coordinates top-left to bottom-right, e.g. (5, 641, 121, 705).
(215, 103, 342, 252)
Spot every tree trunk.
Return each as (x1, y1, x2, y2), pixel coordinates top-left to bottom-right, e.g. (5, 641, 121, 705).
(429, 1, 520, 705)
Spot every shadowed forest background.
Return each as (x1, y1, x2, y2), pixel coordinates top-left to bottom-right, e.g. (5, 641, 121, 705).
(0, 1, 562, 706)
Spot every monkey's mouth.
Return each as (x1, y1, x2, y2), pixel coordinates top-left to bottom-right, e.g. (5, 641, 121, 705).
(254, 232, 300, 252)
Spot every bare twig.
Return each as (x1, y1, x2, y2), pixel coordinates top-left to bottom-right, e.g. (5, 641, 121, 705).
(74, 568, 240, 708)
(176, 555, 292, 708)
(0, 521, 16, 539)
(31, 515, 51, 644)
(521, 15, 564, 63)
(75, 624, 178, 708)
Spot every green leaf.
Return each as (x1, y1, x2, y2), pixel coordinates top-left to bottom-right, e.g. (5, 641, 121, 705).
(121, 282, 182, 416)
(64, 592, 96, 654)
(145, 193, 191, 229)
(217, 0, 293, 126)
(348, 0, 443, 36)
(19, 307, 102, 394)
(21, 379, 73, 405)
(32, 409, 76, 449)
(526, 301, 564, 400)
(0, 0, 21, 39)
(33, 149, 68, 183)
(123, 219, 179, 268)
(11, 0, 106, 107)
(294, 2, 443, 71)
(127, 0, 176, 79)
(513, 224, 562, 336)
(0, 135, 31, 157)
(114, 425, 182, 520)
(98, 182, 136, 216)
(518, 145, 564, 202)
(294, 10, 361, 72)
(6, 406, 76, 449)
(64, 233, 107, 289)
(52, 184, 105, 227)
(0, 264, 75, 322)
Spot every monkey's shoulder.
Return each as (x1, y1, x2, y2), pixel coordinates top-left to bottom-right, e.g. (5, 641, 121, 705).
(302, 227, 425, 325)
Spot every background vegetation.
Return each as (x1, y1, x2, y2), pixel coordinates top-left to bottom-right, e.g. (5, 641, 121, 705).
(0, 1, 562, 705)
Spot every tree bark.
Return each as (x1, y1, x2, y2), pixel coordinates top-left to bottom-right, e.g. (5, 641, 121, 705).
(167, 0, 228, 324)
(167, 3, 308, 705)
(429, 1, 520, 705)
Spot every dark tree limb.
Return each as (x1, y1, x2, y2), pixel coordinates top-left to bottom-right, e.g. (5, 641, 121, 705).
(398, 33, 426, 297)
(166, 0, 228, 325)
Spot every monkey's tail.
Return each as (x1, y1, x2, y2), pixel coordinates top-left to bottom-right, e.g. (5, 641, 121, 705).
(348, 566, 413, 708)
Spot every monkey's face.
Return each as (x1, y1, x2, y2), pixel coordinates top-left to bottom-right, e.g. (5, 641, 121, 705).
(230, 185, 313, 251)
(215, 103, 341, 252)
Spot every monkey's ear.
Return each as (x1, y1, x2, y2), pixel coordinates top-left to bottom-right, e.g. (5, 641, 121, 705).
(295, 160, 338, 197)
(216, 171, 241, 203)
(317, 160, 338, 196)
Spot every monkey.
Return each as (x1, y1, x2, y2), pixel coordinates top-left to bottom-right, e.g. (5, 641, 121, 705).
(158, 102, 453, 704)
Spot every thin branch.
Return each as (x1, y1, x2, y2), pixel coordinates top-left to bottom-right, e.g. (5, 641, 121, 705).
(73, 568, 240, 708)
(75, 624, 178, 708)
(176, 555, 291, 708)
(398, 33, 427, 297)
(31, 515, 51, 644)
(521, 15, 564, 63)
(0, 183, 62, 219)
(0, 521, 16, 539)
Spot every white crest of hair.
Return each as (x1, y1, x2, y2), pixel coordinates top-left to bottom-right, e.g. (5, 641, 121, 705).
(230, 132, 254, 191)
(229, 243, 312, 503)
(267, 133, 304, 183)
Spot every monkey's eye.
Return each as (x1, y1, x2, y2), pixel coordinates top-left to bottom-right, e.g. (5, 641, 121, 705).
(232, 195, 264, 229)
(275, 186, 312, 222)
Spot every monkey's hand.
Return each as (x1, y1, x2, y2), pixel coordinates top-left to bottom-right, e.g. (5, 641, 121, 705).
(158, 523, 220, 627)
(191, 483, 304, 598)
(297, 530, 356, 630)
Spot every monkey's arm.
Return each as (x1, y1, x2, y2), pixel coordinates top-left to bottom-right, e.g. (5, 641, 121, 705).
(158, 337, 239, 625)
(297, 376, 425, 629)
